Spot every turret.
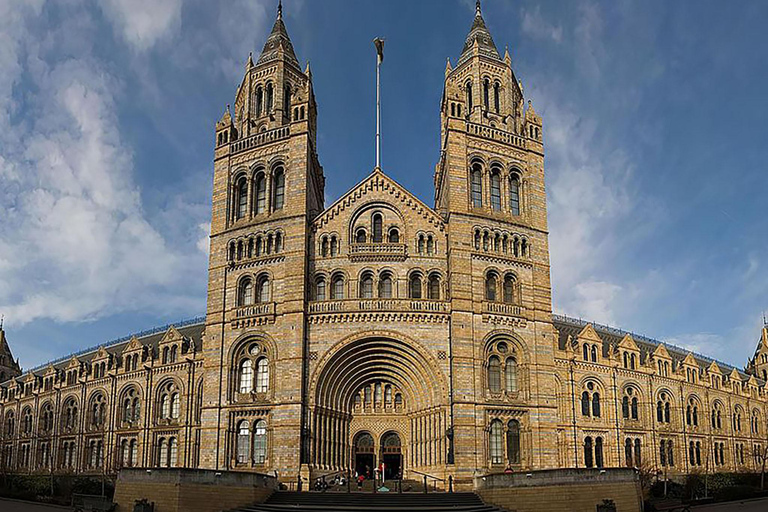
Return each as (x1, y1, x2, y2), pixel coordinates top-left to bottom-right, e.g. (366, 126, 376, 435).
(0, 321, 22, 383)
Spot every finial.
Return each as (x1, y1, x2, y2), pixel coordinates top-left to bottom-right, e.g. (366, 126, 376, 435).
(0, 314, 3, 330)
(476, 0, 482, 16)
(278, 0, 283, 19)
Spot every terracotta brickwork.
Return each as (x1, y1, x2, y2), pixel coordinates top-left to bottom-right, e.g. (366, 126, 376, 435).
(1, 1, 767, 490)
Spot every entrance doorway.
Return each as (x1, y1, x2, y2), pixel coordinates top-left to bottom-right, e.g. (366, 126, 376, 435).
(353, 432, 374, 479)
(380, 431, 402, 480)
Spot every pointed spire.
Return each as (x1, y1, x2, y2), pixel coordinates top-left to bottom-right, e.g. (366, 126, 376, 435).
(458, 0, 500, 66)
(247, 52, 254, 69)
(445, 57, 453, 77)
(305, 60, 312, 77)
(257, 0, 299, 67)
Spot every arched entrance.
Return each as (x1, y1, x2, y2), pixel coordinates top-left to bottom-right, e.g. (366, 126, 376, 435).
(380, 431, 402, 480)
(353, 432, 374, 478)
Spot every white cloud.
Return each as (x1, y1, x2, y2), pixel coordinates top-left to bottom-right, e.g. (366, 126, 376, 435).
(521, 5, 563, 43)
(0, 2, 204, 327)
(99, 0, 182, 52)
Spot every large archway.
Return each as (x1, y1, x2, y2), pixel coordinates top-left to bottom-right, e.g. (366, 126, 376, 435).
(310, 335, 449, 476)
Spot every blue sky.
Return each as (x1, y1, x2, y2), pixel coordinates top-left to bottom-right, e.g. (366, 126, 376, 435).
(0, 0, 767, 370)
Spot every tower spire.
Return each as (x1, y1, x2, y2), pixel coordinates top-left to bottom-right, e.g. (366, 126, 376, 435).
(476, 0, 482, 16)
(278, 0, 283, 19)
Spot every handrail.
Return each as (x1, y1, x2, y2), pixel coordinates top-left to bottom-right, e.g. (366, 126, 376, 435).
(409, 469, 444, 481)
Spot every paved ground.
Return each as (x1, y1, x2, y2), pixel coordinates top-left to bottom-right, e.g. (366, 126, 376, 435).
(0, 498, 71, 511)
(691, 497, 768, 511)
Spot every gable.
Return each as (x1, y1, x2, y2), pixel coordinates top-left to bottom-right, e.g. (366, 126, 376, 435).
(618, 334, 639, 351)
(313, 169, 445, 233)
(576, 324, 602, 345)
(653, 344, 671, 359)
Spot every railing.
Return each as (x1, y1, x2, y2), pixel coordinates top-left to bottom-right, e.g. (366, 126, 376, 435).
(482, 301, 524, 317)
(231, 126, 290, 154)
(233, 303, 275, 319)
(348, 243, 407, 261)
(409, 469, 448, 493)
(308, 299, 450, 315)
(467, 122, 525, 148)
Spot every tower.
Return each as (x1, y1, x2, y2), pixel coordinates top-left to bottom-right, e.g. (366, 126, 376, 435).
(435, 0, 559, 475)
(0, 323, 21, 383)
(748, 322, 768, 382)
(201, 1, 323, 473)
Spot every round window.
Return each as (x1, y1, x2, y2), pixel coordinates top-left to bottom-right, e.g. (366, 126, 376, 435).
(587, 382, 594, 391)
(497, 342, 508, 354)
(249, 345, 261, 356)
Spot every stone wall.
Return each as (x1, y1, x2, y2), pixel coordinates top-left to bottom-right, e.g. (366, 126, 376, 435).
(113, 468, 277, 512)
(475, 468, 642, 512)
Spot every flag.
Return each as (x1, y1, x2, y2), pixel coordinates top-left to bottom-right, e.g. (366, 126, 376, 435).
(374, 38, 385, 64)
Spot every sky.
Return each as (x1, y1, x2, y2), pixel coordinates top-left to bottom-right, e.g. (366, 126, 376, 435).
(0, 0, 767, 371)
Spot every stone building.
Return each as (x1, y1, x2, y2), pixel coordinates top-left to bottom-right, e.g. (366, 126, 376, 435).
(1, 1, 767, 487)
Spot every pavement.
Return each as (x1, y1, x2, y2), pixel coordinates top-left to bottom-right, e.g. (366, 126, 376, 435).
(691, 497, 768, 511)
(0, 498, 72, 511)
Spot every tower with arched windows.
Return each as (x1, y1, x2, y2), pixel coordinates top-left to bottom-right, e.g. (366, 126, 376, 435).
(0, 325, 21, 384)
(202, 1, 325, 472)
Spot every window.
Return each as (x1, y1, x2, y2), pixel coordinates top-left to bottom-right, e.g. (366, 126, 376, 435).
(489, 420, 503, 464)
(590, 345, 598, 362)
(273, 168, 285, 210)
(426, 236, 434, 255)
(503, 275, 515, 304)
(331, 275, 344, 299)
(485, 273, 497, 302)
(488, 356, 501, 393)
(159, 438, 168, 467)
(236, 420, 249, 464)
(239, 359, 253, 393)
(471, 164, 483, 207)
(417, 235, 425, 254)
(90, 394, 106, 429)
(505, 357, 518, 392)
(171, 393, 180, 419)
(509, 175, 521, 215)
(379, 273, 393, 298)
(592, 393, 601, 418)
(409, 274, 422, 299)
(360, 272, 373, 299)
(483, 79, 490, 109)
(388, 228, 399, 243)
(595, 437, 604, 468)
(372, 214, 383, 243)
(356, 229, 367, 244)
(622, 388, 639, 420)
(686, 398, 699, 427)
(507, 420, 520, 464)
(236, 177, 248, 220)
(315, 277, 326, 301)
(584, 437, 594, 468)
(284, 85, 292, 115)
(255, 174, 266, 214)
(581, 391, 591, 417)
(494, 82, 500, 113)
(256, 275, 270, 303)
(255, 87, 263, 116)
(253, 420, 267, 464)
(428, 274, 440, 300)
(490, 171, 501, 210)
(255, 358, 269, 393)
(625, 438, 633, 467)
(466, 81, 473, 111)
(266, 83, 273, 112)
(239, 278, 253, 306)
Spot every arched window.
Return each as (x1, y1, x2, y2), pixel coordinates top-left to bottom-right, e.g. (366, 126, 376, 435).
(379, 273, 393, 298)
(360, 272, 374, 299)
(428, 274, 440, 300)
(466, 81, 473, 112)
(238, 278, 253, 306)
(625, 438, 633, 467)
(471, 164, 483, 207)
(255, 87, 263, 116)
(503, 275, 515, 303)
(581, 391, 590, 417)
(89, 394, 106, 429)
(255, 173, 266, 214)
(505, 357, 517, 392)
(236, 420, 249, 464)
(253, 419, 267, 464)
(595, 437, 604, 468)
(236, 177, 248, 220)
(488, 356, 501, 392)
(426, 235, 434, 255)
(255, 358, 269, 393)
(171, 393, 180, 419)
(272, 168, 285, 210)
(634, 438, 641, 467)
(256, 275, 270, 303)
(168, 437, 178, 467)
(631, 396, 638, 420)
(583, 344, 589, 361)
(385, 385, 392, 403)
(417, 235, 425, 254)
(489, 419, 503, 464)
(330, 236, 338, 256)
(321, 238, 328, 257)
(483, 79, 490, 109)
(158, 438, 168, 467)
(494, 82, 500, 113)
(239, 359, 253, 394)
(592, 393, 601, 418)
(331, 275, 344, 299)
(356, 229, 367, 244)
(584, 437, 594, 468)
(490, 171, 501, 210)
(409, 274, 422, 299)
(590, 345, 598, 362)
(507, 419, 520, 464)
(388, 228, 399, 243)
(372, 214, 383, 243)
(266, 83, 274, 113)
(485, 273, 497, 302)
(315, 276, 326, 301)
(622, 396, 630, 419)
(509, 174, 521, 215)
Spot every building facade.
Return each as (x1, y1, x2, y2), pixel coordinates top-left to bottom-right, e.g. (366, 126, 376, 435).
(1, 1, 767, 486)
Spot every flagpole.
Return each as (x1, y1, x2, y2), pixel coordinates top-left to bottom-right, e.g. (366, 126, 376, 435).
(374, 38, 384, 170)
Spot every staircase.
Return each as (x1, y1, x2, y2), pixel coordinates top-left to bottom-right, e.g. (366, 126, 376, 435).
(233, 491, 507, 512)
